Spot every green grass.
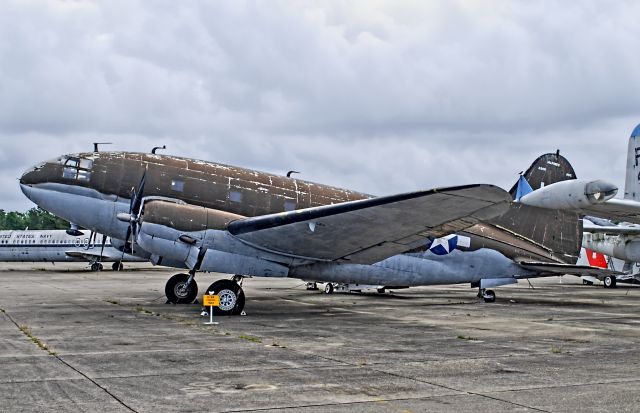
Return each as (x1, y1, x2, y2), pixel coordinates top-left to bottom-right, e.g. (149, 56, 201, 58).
(238, 334, 262, 344)
(18, 324, 56, 356)
(135, 306, 154, 315)
(456, 335, 479, 341)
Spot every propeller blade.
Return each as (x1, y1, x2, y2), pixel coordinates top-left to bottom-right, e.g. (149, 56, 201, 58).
(121, 167, 148, 262)
(131, 168, 147, 215)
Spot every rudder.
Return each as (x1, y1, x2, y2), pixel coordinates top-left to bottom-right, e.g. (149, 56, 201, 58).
(624, 124, 640, 201)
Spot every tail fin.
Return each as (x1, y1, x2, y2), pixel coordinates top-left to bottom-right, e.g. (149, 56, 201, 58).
(624, 124, 640, 201)
(494, 152, 582, 264)
(508, 151, 577, 198)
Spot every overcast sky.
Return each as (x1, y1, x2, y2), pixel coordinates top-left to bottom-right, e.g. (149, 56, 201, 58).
(1, 1, 639, 211)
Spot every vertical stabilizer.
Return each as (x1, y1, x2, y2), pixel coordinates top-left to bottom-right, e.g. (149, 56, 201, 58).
(508, 152, 576, 198)
(499, 152, 582, 264)
(624, 124, 640, 201)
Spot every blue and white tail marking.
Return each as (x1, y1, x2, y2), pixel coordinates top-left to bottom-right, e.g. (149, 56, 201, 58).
(427, 234, 471, 255)
(515, 174, 533, 201)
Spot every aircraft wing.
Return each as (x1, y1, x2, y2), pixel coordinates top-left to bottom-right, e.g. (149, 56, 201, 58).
(228, 184, 511, 264)
(65, 250, 116, 261)
(578, 199, 640, 225)
(582, 220, 640, 235)
(517, 262, 623, 279)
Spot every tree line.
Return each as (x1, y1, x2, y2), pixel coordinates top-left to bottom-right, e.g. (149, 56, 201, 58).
(0, 208, 70, 230)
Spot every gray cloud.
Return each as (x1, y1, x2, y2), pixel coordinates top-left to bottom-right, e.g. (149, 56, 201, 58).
(1, 1, 638, 211)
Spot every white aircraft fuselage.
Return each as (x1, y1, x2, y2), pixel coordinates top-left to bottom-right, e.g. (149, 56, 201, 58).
(0, 229, 143, 265)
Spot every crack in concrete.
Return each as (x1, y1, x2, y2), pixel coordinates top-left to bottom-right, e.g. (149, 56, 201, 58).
(2, 308, 138, 413)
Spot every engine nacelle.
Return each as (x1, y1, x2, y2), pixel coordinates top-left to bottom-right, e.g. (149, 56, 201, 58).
(141, 200, 244, 232)
(519, 179, 617, 210)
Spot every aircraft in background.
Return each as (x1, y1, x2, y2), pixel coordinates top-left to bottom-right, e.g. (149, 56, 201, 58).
(0, 230, 144, 271)
(519, 123, 640, 287)
(19, 150, 615, 314)
(577, 246, 640, 287)
(520, 124, 640, 223)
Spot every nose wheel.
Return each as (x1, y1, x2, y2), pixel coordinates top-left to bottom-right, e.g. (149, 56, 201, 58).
(165, 273, 199, 304)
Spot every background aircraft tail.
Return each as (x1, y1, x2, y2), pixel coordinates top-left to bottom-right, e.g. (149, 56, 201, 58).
(624, 124, 640, 201)
(508, 151, 577, 197)
(497, 152, 582, 263)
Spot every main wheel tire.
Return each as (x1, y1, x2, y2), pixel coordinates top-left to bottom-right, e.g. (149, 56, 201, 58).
(205, 280, 245, 316)
(91, 262, 100, 272)
(324, 283, 334, 294)
(112, 262, 124, 271)
(165, 274, 199, 304)
(603, 276, 617, 288)
(483, 290, 496, 303)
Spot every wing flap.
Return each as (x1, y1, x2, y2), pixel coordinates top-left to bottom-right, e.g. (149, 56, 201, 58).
(229, 184, 511, 264)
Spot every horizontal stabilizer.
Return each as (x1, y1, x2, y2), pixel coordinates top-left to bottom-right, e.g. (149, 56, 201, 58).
(65, 251, 109, 261)
(518, 261, 623, 279)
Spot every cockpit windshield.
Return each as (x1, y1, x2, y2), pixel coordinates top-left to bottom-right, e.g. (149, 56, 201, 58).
(61, 156, 93, 181)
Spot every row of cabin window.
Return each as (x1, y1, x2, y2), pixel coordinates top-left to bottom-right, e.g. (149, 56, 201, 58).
(0, 239, 85, 245)
(170, 180, 297, 211)
(59, 158, 299, 213)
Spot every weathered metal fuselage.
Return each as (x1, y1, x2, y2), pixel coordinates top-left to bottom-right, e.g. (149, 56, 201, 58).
(19, 151, 579, 287)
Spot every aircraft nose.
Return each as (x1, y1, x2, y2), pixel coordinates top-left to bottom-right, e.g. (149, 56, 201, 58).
(20, 165, 40, 186)
(585, 180, 618, 202)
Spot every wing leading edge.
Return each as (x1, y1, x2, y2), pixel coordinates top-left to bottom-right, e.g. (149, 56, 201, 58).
(229, 184, 512, 264)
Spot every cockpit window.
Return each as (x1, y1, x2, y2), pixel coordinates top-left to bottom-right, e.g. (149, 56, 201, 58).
(62, 157, 93, 181)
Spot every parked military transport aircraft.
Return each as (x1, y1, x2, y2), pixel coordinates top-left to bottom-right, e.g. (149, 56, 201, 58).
(0, 230, 143, 270)
(19, 150, 615, 314)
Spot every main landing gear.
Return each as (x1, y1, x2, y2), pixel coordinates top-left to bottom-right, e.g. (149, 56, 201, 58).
(477, 288, 496, 303)
(165, 273, 199, 304)
(204, 276, 245, 316)
(164, 273, 246, 316)
(603, 276, 617, 288)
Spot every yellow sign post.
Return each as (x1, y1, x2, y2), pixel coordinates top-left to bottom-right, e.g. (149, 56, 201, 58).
(203, 295, 219, 307)
(203, 294, 219, 325)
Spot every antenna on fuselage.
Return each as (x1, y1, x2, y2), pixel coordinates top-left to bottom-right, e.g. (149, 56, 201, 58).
(152, 145, 166, 154)
(93, 142, 112, 153)
(286, 170, 300, 178)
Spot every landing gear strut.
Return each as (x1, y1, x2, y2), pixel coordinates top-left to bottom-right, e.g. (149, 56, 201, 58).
(165, 273, 199, 304)
(478, 288, 496, 303)
(204, 276, 245, 316)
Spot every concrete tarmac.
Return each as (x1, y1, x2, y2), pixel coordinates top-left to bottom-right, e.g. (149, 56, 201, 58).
(0, 262, 639, 412)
